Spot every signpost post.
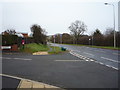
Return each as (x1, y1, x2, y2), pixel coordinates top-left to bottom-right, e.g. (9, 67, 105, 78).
(22, 40, 25, 49)
(53, 35, 55, 51)
(89, 38, 91, 46)
(60, 34, 62, 44)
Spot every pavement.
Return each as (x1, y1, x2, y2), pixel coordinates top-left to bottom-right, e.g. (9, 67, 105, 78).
(2, 51, 118, 88)
(1, 74, 61, 89)
(2, 76, 20, 89)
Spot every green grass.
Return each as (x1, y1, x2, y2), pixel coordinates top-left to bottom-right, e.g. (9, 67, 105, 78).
(19, 43, 67, 54)
(48, 46, 67, 54)
(62, 43, 120, 50)
(20, 43, 49, 53)
(91, 46, 120, 50)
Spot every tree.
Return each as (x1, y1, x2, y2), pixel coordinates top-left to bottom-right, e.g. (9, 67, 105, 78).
(93, 29, 102, 36)
(31, 24, 47, 44)
(2, 29, 16, 35)
(104, 28, 117, 47)
(68, 20, 87, 44)
(2, 29, 18, 45)
(62, 33, 72, 44)
(93, 29, 104, 46)
(104, 28, 114, 36)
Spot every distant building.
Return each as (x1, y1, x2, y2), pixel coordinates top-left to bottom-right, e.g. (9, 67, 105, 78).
(21, 33, 28, 38)
(15, 32, 29, 38)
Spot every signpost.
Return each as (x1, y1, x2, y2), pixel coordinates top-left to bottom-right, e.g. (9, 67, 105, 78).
(60, 34, 62, 44)
(22, 40, 25, 49)
(89, 38, 91, 46)
(53, 35, 55, 51)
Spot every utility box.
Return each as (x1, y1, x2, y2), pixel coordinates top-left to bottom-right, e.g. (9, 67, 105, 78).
(61, 47, 66, 51)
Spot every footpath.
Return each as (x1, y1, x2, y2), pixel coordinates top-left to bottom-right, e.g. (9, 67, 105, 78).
(1, 74, 63, 89)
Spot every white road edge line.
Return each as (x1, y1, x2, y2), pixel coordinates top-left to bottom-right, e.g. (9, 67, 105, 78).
(70, 51, 119, 70)
(0, 74, 23, 80)
(101, 57, 119, 63)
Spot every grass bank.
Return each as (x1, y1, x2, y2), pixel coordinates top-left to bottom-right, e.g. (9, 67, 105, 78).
(63, 43, 120, 50)
(20, 43, 49, 53)
(20, 43, 66, 54)
(48, 46, 67, 54)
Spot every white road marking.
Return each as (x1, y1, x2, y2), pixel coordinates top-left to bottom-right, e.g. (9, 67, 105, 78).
(74, 50, 81, 52)
(90, 59, 94, 61)
(0, 74, 23, 80)
(4, 58, 11, 59)
(101, 57, 119, 63)
(70, 51, 94, 61)
(111, 66, 119, 70)
(55, 60, 82, 62)
(94, 61, 119, 70)
(94, 50, 106, 53)
(1, 57, 32, 61)
(106, 64, 111, 67)
(83, 52, 94, 56)
(70, 51, 119, 70)
(99, 62, 104, 65)
(113, 53, 120, 56)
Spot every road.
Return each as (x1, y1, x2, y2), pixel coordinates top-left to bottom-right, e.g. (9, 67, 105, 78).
(51, 43, 120, 70)
(2, 51, 118, 88)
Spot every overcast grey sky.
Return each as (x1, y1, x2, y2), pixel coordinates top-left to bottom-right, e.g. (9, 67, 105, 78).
(0, 0, 119, 35)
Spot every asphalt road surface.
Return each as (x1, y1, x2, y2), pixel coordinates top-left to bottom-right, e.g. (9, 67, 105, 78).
(2, 51, 118, 88)
(2, 76, 20, 89)
(51, 43, 120, 70)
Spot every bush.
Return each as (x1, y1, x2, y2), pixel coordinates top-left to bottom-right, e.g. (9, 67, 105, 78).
(2, 35, 18, 46)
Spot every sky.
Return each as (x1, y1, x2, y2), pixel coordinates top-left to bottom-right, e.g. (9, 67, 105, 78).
(0, 0, 119, 35)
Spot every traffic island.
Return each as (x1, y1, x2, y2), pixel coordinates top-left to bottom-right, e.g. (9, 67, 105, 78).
(33, 51, 49, 55)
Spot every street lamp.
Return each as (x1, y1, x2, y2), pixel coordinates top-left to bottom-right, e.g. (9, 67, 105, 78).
(89, 38, 91, 45)
(104, 3, 116, 48)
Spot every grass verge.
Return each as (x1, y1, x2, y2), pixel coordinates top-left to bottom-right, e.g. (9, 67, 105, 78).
(48, 46, 68, 54)
(20, 43, 67, 54)
(20, 43, 49, 53)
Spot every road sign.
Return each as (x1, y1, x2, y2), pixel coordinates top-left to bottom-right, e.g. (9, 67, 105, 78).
(22, 40, 25, 45)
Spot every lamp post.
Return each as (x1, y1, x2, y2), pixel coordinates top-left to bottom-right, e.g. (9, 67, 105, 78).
(89, 38, 91, 46)
(104, 3, 116, 48)
(92, 36, 93, 46)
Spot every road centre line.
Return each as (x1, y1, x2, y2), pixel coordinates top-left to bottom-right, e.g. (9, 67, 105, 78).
(83, 52, 94, 56)
(55, 60, 82, 62)
(101, 57, 119, 63)
(94, 50, 106, 53)
(1, 57, 32, 61)
(113, 53, 120, 56)
(74, 50, 81, 52)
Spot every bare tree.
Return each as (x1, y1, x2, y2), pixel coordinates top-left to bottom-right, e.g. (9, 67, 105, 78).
(31, 24, 47, 44)
(2, 29, 16, 35)
(68, 20, 87, 44)
(104, 28, 114, 36)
